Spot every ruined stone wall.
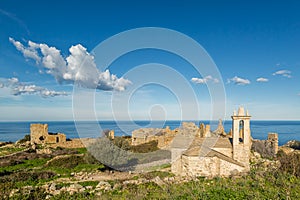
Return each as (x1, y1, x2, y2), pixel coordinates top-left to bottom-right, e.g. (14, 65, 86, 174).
(30, 124, 48, 144)
(199, 123, 211, 137)
(252, 133, 279, 158)
(49, 138, 96, 149)
(45, 133, 66, 144)
(30, 123, 97, 148)
(268, 133, 278, 155)
(131, 127, 177, 147)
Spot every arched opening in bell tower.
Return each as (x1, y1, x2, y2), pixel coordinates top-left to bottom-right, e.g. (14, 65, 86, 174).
(239, 120, 244, 143)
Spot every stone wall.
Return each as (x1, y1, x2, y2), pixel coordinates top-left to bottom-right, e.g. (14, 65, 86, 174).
(252, 133, 278, 158)
(30, 123, 96, 149)
(219, 159, 245, 177)
(181, 156, 219, 177)
(232, 144, 250, 171)
(131, 127, 176, 148)
(49, 138, 96, 149)
(177, 155, 245, 177)
(171, 148, 186, 176)
(30, 124, 48, 144)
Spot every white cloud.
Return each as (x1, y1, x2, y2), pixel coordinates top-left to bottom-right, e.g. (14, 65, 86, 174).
(9, 37, 41, 63)
(191, 75, 219, 84)
(40, 90, 68, 97)
(228, 76, 250, 85)
(256, 77, 269, 82)
(9, 38, 131, 91)
(0, 77, 68, 98)
(272, 70, 292, 78)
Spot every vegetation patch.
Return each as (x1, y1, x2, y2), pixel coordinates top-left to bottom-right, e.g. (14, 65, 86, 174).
(277, 149, 300, 177)
(78, 181, 99, 188)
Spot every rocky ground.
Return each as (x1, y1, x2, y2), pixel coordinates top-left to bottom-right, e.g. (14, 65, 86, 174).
(1, 138, 300, 199)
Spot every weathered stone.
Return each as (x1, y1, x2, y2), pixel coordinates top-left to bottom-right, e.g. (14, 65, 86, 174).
(30, 123, 95, 148)
(36, 148, 52, 154)
(67, 183, 84, 195)
(151, 176, 165, 186)
(49, 183, 56, 192)
(171, 107, 252, 178)
(113, 183, 122, 190)
(214, 119, 226, 136)
(96, 181, 111, 191)
(252, 133, 279, 158)
(9, 189, 19, 197)
(86, 186, 93, 190)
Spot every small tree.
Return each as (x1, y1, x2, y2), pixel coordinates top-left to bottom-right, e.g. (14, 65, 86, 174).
(87, 137, 134, 171)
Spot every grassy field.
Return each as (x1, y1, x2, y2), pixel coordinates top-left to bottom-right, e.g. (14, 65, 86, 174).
(1, 139, 300, 199)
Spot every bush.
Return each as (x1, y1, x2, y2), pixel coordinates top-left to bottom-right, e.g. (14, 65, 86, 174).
(289, 140, 300, 150)
(88, 138, 135, 170)
(277, 150, 300, 177)
(46, 155, 84, 169)
(113, 137, 131, 151)
(0, 171, 56, 184)
(130, 140, 159, 153)
(18, 134, 30, 143)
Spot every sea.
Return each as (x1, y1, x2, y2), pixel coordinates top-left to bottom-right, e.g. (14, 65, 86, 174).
(0, 120, 300, 146)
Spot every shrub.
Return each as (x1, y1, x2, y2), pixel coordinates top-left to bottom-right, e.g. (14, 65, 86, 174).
(18, 134, 30, 143)
(289, 140, 300, 150)
(46, 155, 84, 169)
(130, 140, 159, 153)
(88, 137, 134, 170)
(277, 150, 300, 177)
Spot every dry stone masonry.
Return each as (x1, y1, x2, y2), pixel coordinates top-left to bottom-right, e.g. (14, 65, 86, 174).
(30, 123, 95, 148)
(171, 107, 255, 177)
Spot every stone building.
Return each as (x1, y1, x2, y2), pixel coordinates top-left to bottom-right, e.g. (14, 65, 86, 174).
(30, 123, 95, 148)
(30, 124, 66, 145)
(171, 107, 252, 177)
(131, 126, 178, 148)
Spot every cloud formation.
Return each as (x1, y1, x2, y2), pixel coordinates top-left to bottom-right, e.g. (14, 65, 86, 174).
(256, 77, 269, 82)
(9, 38, 41, 63)
(9, 38, 131, 91)
(191, 75, 219, 84)
(272, 70, 292, 78)
(0, 77, 68, 97)
(228, 76, 250, 85)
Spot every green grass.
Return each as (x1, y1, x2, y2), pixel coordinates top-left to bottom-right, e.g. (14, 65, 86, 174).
(2, 144, 300, 199)
(78, 181, 99, 188)
(0, 147, 26, 156)
(43, 154, 105, 176)
(99, 172, 300, 200)
(75, 147, 88, 154)
(0, 158, 50, 173)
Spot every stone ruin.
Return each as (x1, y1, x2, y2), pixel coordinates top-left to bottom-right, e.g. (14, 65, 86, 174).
(252, 132, 279, 158)
(30, 123, 95, 148)
(131, 120, 227, 149)
(171, 107, 252, 177)
(30, 124, 66, 145)
(131, 126, 177, 148)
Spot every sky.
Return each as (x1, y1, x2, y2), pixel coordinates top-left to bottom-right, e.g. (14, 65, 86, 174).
(0, 0, 300, 121)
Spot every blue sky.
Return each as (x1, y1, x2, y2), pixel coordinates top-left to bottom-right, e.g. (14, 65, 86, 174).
(0, 0, 300, 121)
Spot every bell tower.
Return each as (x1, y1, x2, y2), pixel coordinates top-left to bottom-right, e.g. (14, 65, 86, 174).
(231, 107, 251, 168)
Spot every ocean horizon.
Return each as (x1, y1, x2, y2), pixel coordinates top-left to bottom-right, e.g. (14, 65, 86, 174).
(1, 120, 300, 146)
